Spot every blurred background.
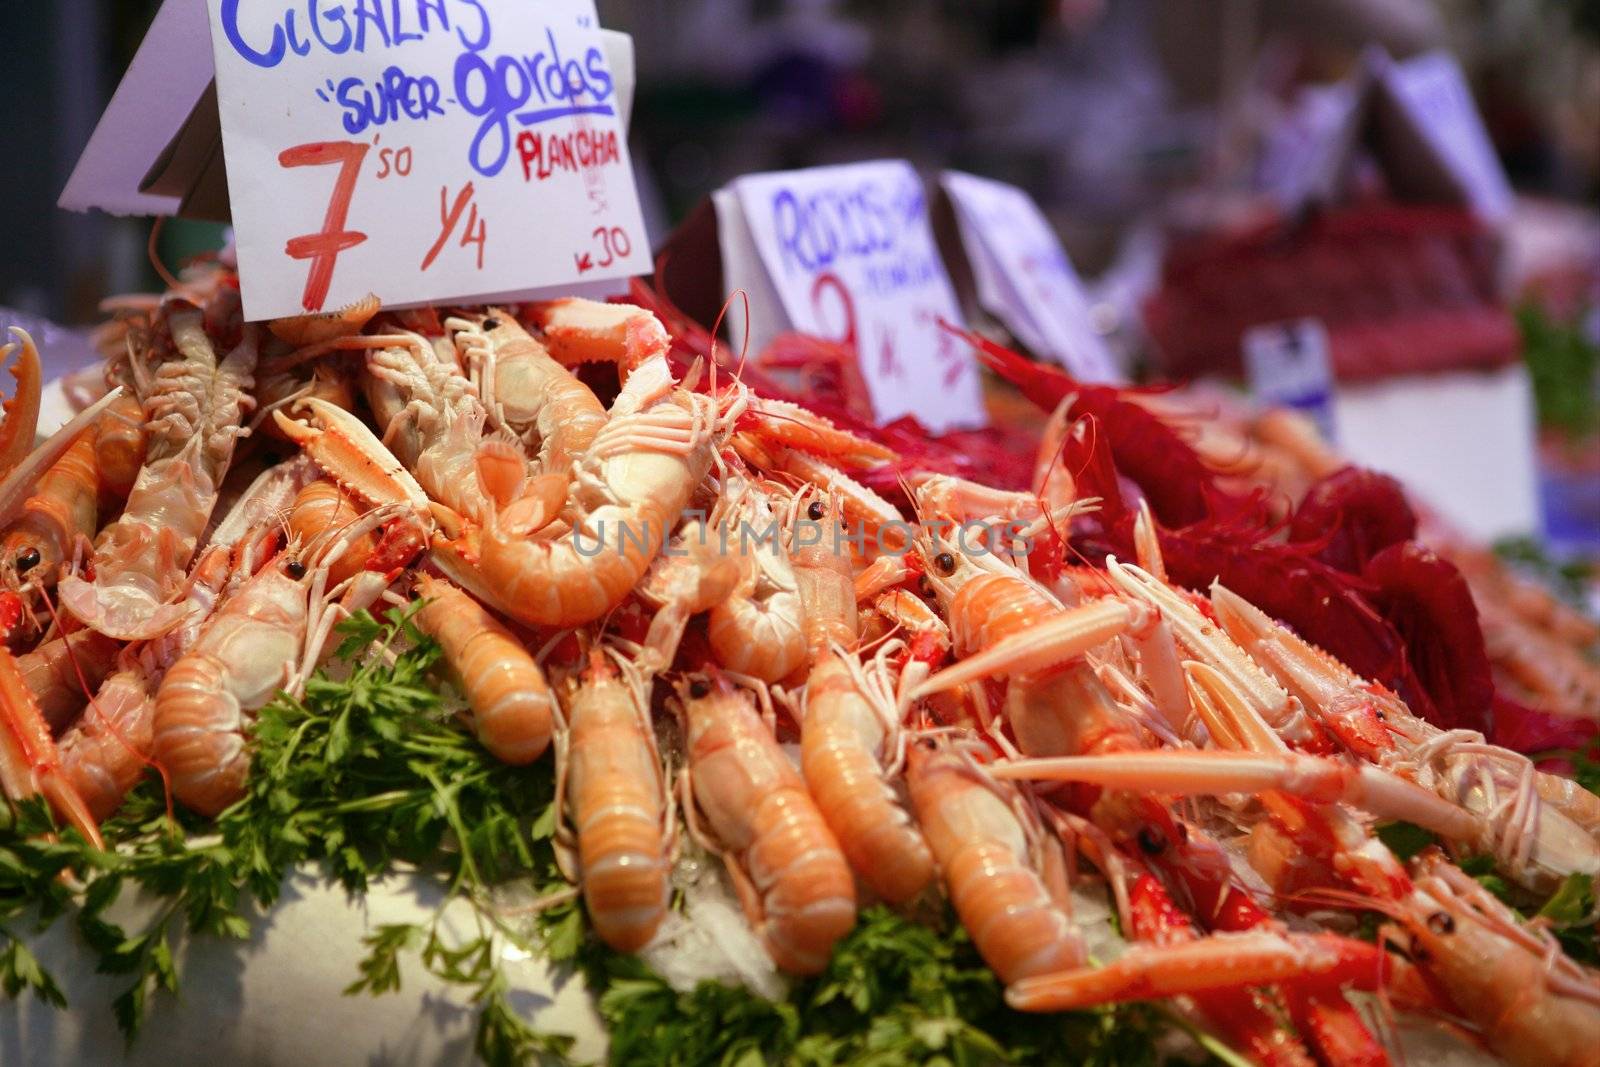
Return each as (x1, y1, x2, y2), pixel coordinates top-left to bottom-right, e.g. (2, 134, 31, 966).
(11, 1, 1598, 314)
(2, 0, 1598, 550)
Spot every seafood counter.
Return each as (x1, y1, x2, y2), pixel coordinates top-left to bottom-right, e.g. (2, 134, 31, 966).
(0, 262, 1597, 1066)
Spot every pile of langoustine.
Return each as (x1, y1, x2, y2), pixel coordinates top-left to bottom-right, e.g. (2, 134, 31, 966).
(0, 259, 1597, 1067)
(634, 277, 1600, 748)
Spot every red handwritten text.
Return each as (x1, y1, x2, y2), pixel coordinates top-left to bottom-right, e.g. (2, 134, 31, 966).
(515, 128, 621, 183)
(574, 225, 631, 274)
(422, 182, 486, 271)
(278, 140, 370, 312)
(810, 272, 858, 351)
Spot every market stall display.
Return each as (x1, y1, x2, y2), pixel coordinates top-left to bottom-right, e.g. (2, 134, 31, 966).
(0, 257, 1595, 1067)
(2, 2, 1598, 1064)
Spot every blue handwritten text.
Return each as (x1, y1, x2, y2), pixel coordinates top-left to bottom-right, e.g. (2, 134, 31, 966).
(770, 178, 933, 275)
(220, 0, 490, 68)
(455, 28, 615, 176)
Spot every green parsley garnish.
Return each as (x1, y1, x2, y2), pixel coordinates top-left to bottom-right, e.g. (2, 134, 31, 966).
(579, 905, 1178, 1067)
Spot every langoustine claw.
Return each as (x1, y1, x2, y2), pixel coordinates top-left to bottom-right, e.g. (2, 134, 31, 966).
(0, 327, 43, 476)
(1211, 581, 1600, 892)
(267, 292, 379, 347)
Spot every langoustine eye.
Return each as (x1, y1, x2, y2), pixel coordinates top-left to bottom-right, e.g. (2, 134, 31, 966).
(1136, 826, 1167, 856)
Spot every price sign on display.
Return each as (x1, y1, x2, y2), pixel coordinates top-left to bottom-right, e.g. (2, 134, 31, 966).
(1242, 318, 1337, 442)
(721, 161, 986, 433)
(1254, 81, 1361, 212)
(1375, 50, 1512, 224)
(205, 0, 649, 321)
(941, 171, 1121, 383)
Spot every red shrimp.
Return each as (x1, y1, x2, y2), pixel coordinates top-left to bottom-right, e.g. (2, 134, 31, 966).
(955, 326, 1242, 526)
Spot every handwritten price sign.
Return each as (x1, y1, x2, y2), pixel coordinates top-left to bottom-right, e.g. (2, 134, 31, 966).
(1376, 50, 1512, 224)
(728, 161, 985, 432)
(941, 171, 1120, 383)
(206, 0, 649, 321)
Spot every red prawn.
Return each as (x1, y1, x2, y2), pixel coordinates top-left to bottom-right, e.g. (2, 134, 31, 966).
(1290, 467, 1417, 575)
(1152, 863, 1392, 1067)
(1128, 873, 1390, 1067)
(1490, 691, 1596, 759)
(1019, 361, 1495, 735)
(1361, 542, 1495, 733)
(952, 326, 1248, 525)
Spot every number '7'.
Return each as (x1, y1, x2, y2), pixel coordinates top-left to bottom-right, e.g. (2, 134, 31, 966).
(278, 141, 370, 312)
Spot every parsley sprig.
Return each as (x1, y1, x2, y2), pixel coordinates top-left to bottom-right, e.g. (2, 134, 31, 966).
(572, 905, 1176, 1067)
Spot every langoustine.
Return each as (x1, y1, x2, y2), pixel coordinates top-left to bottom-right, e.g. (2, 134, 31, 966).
(800, 645, 933, 904)
(557, 645, 671, 953)
(60, 300, 257, 640)
(676, 670, 856, 974)
(151, 507, 396, 815)
(412, 572, 554, 765)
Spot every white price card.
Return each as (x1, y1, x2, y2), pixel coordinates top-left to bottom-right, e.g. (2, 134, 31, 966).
(1242, 318, 1337, 442)
(1254, 81, 1362, 213)
(205, 0, 650, 321)
(721, 161, 985, 433)
(940, 171, 1121, 383)
(1377, 50, 1512, 223)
